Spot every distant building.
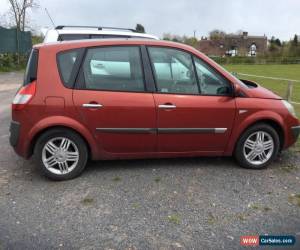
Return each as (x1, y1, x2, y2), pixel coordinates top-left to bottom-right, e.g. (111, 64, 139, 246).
(197, 32, 267, 57)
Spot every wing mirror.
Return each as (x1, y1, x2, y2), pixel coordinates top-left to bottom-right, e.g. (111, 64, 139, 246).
(234, 84, 245, 97)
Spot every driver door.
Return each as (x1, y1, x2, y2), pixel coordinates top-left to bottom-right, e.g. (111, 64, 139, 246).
(148, 46, 236, 153)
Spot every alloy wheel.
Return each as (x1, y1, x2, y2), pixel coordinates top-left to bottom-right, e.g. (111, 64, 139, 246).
(42, 137, 79, 175)
(243, 131, 274, 166)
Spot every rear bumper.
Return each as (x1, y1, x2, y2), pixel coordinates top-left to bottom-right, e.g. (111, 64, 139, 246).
(291, 125, 300, 140)
(9, 121, 20, 147)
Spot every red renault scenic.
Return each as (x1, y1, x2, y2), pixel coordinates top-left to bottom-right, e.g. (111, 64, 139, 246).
(10, 39, 300, 180)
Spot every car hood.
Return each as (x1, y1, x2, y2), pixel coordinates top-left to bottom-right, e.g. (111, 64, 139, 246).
(248, 85, 282, 99)
(240, 79, 282, 100)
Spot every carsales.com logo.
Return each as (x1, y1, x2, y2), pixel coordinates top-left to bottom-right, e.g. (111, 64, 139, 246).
(240, 235, 296, 246)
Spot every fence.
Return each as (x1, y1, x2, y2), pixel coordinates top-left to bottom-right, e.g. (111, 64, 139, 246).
(0, 26, 32, 54)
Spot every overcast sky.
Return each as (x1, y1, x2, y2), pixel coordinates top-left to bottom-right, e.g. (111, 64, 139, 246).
(0, 0, 299, 40)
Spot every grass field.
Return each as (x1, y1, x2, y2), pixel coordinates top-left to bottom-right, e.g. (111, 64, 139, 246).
(223, 64, 300, 150)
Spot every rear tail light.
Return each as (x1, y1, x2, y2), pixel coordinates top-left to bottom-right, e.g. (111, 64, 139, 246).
(12, 81, 36, 110)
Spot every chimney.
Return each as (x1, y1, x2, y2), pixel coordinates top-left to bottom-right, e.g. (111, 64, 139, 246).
(243, 31, 248, 37)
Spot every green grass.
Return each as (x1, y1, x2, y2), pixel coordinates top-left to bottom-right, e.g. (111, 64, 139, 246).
(167, 214, 181, 224)
(223, 64, 300, 149)
(112, 176, 121, 182)
(154, 177, 161, 183)
(81, 197, 94, 206)
(288, 194, 300, 207)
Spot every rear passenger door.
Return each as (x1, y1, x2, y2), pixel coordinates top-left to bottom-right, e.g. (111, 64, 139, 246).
(72, 46, 157, 154)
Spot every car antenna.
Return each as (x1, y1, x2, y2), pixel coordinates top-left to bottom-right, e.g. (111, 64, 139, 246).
(45, 8, 61, 41)
(45, 8, 56, 28)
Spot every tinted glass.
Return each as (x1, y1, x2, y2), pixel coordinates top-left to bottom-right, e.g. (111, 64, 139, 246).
(57, 49, 81, 86)
(23, 49, 38, 86)
(148, 47, 198, 94)
(193, 57, 232, 95)
(59, 34, 90, 41)
(92, 35, 130, 39)
(82, 46, 145, 92)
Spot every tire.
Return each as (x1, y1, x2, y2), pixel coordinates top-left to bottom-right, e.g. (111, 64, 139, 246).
(234, 123, 280, 169)
(34, 128, 88, 180)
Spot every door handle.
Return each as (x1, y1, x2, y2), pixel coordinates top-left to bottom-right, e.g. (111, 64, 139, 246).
(82, 103, 103, 108)
(158, 104, 176, 109)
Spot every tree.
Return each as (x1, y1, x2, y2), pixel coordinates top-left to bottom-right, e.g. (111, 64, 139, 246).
(7, 0, 38, 63)
(268, 36, 282, 54)
(292, 34, 298, 47)
(209, 29, 226, 40)
(8, 0, 38, 31)
(274, 38, 282, 47)
(183, 36, 198, 47)
(135, 24, 145, 33)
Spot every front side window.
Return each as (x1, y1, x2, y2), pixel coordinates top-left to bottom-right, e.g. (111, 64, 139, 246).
(148, 47, 199, 94)
(82, 46, 145, 92)
(193, 57, 232, 96)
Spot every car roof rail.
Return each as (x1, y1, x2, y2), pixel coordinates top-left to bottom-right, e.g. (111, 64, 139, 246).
(55, 25, 136, 32)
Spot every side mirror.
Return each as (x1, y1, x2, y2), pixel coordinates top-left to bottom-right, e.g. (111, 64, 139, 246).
(234, 84, 245, 97)
(216, 86, 231, 95)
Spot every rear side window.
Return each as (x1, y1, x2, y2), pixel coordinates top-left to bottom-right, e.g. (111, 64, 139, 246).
(23, 49, 38, 86)
(81, 46, 145, 92)
(57, 49, 82, 87)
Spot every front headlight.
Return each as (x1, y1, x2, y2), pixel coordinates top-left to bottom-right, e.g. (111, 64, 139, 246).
(282, 100, 297, 117)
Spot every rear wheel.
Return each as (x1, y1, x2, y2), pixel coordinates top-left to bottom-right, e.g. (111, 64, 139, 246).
(234, 124, 280, 169)
(35, 129, 88, 180)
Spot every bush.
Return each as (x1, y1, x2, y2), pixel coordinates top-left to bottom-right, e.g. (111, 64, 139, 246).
(0, 53, 28, 72)
(211, 56, 300, 65)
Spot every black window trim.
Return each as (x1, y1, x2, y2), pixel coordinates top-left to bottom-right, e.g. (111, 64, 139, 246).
(146, 45, 234, 97)
(74, 45, 150, 93)
(140, 45, 156, 92)
(56, 48, 85, 89)
(24, 48, 39, 86)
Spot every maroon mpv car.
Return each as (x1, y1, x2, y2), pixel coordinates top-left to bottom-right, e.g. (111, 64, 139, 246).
(10, 39, 300, 180)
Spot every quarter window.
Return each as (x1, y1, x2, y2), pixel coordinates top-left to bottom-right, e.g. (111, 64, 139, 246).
(57, 49, 81, 87)
(82, 46, 145, 92)
(148, 47, 199, 94)
(193, 57, 232, 96)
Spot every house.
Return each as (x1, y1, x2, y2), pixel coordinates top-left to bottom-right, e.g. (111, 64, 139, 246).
(197, 32, 267, 57)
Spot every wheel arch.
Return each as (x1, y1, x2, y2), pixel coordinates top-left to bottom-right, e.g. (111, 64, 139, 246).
(236, 119, 285, 151)
(225, 114, 286, 155)
(26, 116, 99, 159)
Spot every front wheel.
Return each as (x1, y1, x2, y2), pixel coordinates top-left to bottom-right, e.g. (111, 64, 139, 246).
(35, 129, 88, 180)
(234, 124, 280, 169)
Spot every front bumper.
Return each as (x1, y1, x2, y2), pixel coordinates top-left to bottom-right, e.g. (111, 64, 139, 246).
(291, 125, 300, 140)
(9, 121, 20, 147)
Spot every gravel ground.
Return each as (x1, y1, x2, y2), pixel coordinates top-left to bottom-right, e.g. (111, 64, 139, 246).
(0, 72, 299, 249)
